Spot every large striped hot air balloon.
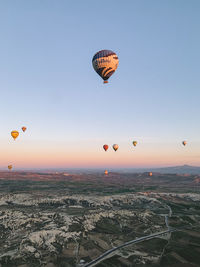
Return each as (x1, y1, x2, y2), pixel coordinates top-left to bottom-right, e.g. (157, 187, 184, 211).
(92, 50, 119, 83)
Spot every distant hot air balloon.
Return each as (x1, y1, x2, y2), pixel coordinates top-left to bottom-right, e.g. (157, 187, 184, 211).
(103, 144, 109, 151)
(132, 141, 137, 147)
(104, 170, 108, 175)
(11, 130, 19, 140)
(92, 50, 119, 83)
(8, 165, 12, 171)
(149, 172, 153, 177)
(22, 127, 27, 132)
(182, 141, 187, 146)
(113, 144, 119, 151)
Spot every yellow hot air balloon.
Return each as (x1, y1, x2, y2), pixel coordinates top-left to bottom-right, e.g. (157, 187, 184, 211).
(8, 165, 12, 171)
(133, 141, 137, 147)
(182, 141, 187, 146)
(113, 144, 119, 151)
(104, 170, 108, 175)
(11, 130, 19, 140)
(22, 126, 27, 132)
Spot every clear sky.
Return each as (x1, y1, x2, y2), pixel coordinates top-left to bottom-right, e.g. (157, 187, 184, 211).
(0, 0, 200, 169)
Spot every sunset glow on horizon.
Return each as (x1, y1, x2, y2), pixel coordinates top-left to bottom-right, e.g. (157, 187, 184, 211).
(0, 1, 200, 170)
(1, 137, 200, 169)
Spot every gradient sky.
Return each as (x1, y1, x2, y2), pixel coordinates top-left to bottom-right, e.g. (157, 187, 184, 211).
(0, 0, 200, 169)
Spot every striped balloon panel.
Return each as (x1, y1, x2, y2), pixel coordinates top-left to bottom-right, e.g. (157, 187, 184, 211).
(92, 50, 119, 81)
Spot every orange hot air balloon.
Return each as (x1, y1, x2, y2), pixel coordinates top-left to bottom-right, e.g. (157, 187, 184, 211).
(113, 144, 119, 151)
(11, 130, 19, 140)
(149, 172, 153, 177)
(103, 144, 109, 151)
(132, 141, 137, 147)
(8, 165, 12, 171)
(182, 141, 187, 146)
(22, 127, 27, 132)
(104, 170, 108, 175)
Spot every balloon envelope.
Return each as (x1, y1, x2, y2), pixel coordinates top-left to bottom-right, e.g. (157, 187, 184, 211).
(182, 141, 187, 146)
(103, 144, 109, 151)
(132, 141, 137, 147)
(104, 170, 108, 175)
(22, 127, 27, 132)
(11, 130, 19, 140)
(149, 172, 153, 176)
(113, 144, 119, 151)
(92, 50, 119, 83)
(8, 165, 12, 170)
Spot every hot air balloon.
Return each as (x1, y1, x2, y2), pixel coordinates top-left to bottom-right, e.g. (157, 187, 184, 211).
(22, 127, 27, 132)
(11, 130, 19, 140)
(182, 141, 187, 146)
(104, 170, 108, 175)
(103, 144, 109, 151)
(133, 141, 137, 147)
(149, 172, 153, 177)
(8, 165, 12, 171)
(113, 144, 119, 151)
(92, 50, 119, 83)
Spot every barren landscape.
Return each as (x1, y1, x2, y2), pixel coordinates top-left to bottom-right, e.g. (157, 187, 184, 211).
(0, 171, 200, 266)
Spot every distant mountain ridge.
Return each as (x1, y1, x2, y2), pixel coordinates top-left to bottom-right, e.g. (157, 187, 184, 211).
(154, 165, 200, 174)
(1, 164, 200, 175)
(120, 165, 200, 175)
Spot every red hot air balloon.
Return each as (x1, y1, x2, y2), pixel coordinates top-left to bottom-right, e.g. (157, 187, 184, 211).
(103, 144, 109, 151)
(22, 127, 27, 132)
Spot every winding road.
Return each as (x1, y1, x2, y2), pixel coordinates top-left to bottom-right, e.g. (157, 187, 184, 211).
(82, 202, 174, 267)
(83, 229, 176, 267)
(81, 197, 199, 267)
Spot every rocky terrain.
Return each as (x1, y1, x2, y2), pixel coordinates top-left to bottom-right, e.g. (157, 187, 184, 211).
(0, 172, 199, 266)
